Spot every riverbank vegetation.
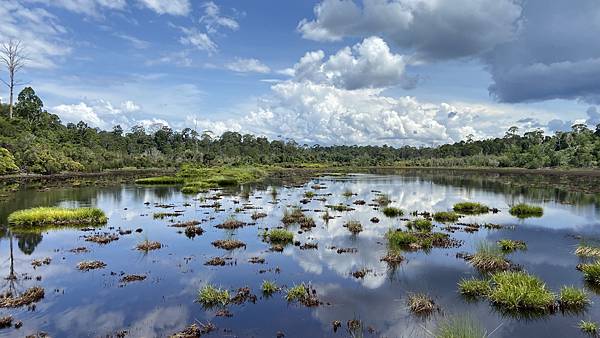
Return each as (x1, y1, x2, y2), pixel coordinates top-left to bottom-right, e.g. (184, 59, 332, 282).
(7, 207, 107, 226)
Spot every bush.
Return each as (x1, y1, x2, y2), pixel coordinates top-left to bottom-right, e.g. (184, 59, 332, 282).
(0, 147, 18, 174)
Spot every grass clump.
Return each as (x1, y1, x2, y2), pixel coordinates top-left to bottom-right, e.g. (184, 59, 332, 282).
(304, 191, 315, 198)
(386, 230, 418, 247)
(8, 207, 107, 226)
(509, 203, 543, 218)
(575, 243, 600, 257)
(197, 284, 230, 308)
(579, 320, 599, 335)
(407, 293, 435, 315)
(453, 202, 489, 214)
(458, 278, 491, 298)
(434, 316, 487, 338)
(286, 284, 308, 302)
(263, 228, 294, 244)
(375, 194, 391, 206)
(342, 189, 354, 197)
(497, 239, 527, 253)
(558, 286, 589, 311)
(345, 220, 363, 235)
(261, 280, 279, 296)
(382, 206, 403, 217)
(135, 176, 183, 184)
(580, 262, 600, 285)
(406, 218, 433, 232)
(282, 207, 315, 228)
(488, 271, 555, 312)
(0, 286, 45, 308)
(433, 211, 460, 223)
(469, 241, 510, 272)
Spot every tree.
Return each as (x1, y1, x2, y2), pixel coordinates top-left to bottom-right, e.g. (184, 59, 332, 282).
(0, 40, 26, 119)
(14, 87, 43, 126)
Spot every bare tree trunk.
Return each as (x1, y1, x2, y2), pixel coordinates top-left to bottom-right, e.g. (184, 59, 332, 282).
(8, 76, 13, 119)
(1, 40, 26, 119)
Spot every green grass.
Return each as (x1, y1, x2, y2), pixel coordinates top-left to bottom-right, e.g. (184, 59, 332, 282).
(558, 286, 589, 311)
(382, 206, 403, 217)
(386, 229, 418, 247)
(346, 220, 363, 234)
(407, 293, 435, 315)
(433, 211, 460, 223)
(197, 284, 230, 307)
(263, 228, 294, 244)
(304, 191, 315, 198)
(453, 202, 489, 214)
(469, 241, 509, 272)
(261, 280, 279, 296)
(328, 204, 350, 212)
(375, 194, 391, 206)
(458, 278, 491, 298)
(497, 239, 527, 253)
(8, 207, 107, 226)
(579, 320, 599, 335)
(286, 284, 308, 302)
(580, 262, 600, 285)
(509, 203, 543, 218)
(406, 218, 433, 232)
(434, 316, 488, 338)
(181, 181, 217, 194)
(179, 165, 267, 193)
(488, 271, 555, 312)
(575, 243, 600, 257)
(134, 176, 184, 184)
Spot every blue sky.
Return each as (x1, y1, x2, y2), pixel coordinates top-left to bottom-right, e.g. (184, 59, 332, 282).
(2, 0, 599, 146)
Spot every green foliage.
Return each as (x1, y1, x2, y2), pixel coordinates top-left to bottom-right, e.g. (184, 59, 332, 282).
(558, 286, 589, 310)
(453, 202, 489, 214)
(197, 284, 230, 307)
(135, 176, 184, 184)
(8, 207, 107, 226)
(434, 316, 487, 338)
(386, 229, 418, 247)
(345, 220, 363, 234)
(497, 239, 527, 253)
(286, 284, 308, 302)
(261, 280, 279, 296)
(382, 206, 403, 217)
(458, 278, 491, 298)
(469, 241, 509, 272)
(406, 218, 433, 232)
(488, 271, 555, 312)
(263, 228, 294, 244)
(579, 320, 599, 335)
(580, 262, 600, 285)
(509, 203, 544, 218)
(433, 211, 459, 223)
(0, 147, 18, 174)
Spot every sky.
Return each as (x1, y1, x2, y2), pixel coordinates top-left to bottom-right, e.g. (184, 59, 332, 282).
(2, 0, 600, 146)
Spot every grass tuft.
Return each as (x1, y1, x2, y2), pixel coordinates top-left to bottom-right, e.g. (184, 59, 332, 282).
(345, 220, 363, 234)
(263, 228, 294, 244)
(406, 218, 433, 232)
(261, 280, 279, 296)
(135, 176, 183, 184)
(580, 262, 600, 285)
(497, 239, 527, 253)
(458, 278, 491, 298)
(197, 284, 229, 308)
(558, 286, 589, 311)
(469, 241, 510, 272)
(382, 206, 403, 217)
(8, 207, 107, 226)
(407, 293, 435, 315)
(488, 271, 555, 312)
(453, 202, 489, 214)
(434, 316, 488, 338)
(579, 320, 599, 336)
(509, 203, 543, 218)
(433, 211, 460, 223)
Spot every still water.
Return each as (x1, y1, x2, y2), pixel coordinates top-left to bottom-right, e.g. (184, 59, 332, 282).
(1, 171, 600, 337)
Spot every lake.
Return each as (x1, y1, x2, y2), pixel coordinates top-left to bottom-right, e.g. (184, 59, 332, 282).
(1, 170, 600, 337)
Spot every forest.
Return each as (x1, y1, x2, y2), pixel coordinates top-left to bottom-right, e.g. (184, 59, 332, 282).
(1, 86, 600, 175)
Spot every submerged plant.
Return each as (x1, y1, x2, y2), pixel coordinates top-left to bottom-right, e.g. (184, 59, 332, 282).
(197, 284, 230, 308)
(509, 203, 543, 218)
(453, 202, 489, 215)
(382, 206, 403, 217)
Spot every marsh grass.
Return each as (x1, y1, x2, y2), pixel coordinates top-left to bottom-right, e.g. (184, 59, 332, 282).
(304, 191, 315, 198)
(558, 286, 589, 311)
(286, 284, 308, 302)
(179, 165, 266, 193)
(282, 207, 314, 228)
(261, 280, 279, 296)
(342, 189, 354, 198)
(135, 176, 184, 184)
(579, 320, 599, 336)
(453, 202, 489, 215)
(575, 242, 600, 257)
(458, 278, 491, 298)
(197, 284, 230, 308)
(497, 239, 527, 253)
(488, 271, 555, 313)
(432, 316, 490, 338)
(407, 293, 435, 315)
(8, 207, 107, 226)
(406, 218, 433, 232)
(382, 206, 403, 217)
(263, 228, 294, 244)
(433, 211, 460, 223)
(345, 220, 363, 234)
(469, 241, 510, 272)
(375, 194, 391, 206)
(580, 262, 600, 285)
(509, 203, 543, 218)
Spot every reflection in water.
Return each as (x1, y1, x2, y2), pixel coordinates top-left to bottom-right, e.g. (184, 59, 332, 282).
(0, 171, 599, 337)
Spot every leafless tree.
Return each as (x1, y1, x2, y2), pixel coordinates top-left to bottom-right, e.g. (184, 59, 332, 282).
(0, 40, 26, 119)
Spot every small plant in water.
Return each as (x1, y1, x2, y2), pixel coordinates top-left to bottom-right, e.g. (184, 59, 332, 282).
(261, 280, 279, 296)
(432, 316, 490, 338)
(263, 228, 294, 244)
(198, 284, 230, 307)
(509, 203, 543, 218)
(579, 320, 599, 336)
(575, 242, 600, 257)
(342, 189, 354, 198)
(433, 211, 459, 223)
(469, 241, 509, 272)
(286, 284, 308, 302)
(406, 218, 433, 232)
(304, 191, 315, 198)
(407, 293, 435, 315)
(375, 194, 391, 206)
(382, 206, 403, 217)
(453, 202, 489, 214)
(580, 262, 600, 285)
(458, 278, 491, 298)
(497, 239, 527, 253)
(345, 220, 363, 235)
(488, 270, 555, 313)
(558, 286, 589, 311)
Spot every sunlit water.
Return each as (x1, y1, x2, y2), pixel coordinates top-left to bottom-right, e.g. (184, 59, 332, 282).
(1, 172, 600, 337)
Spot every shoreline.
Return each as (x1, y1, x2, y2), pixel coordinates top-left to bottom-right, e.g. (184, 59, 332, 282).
(0, 168, 177, 183)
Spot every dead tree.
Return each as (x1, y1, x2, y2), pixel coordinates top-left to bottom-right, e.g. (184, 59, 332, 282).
(0, 40, 26, 119)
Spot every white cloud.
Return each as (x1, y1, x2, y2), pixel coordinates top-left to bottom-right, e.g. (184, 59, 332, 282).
(226, 58, 270, 74)
(114, 33, 150, 49)
(50, 99, 143, 129)
(201, 1, 239, 33)
(27, 0, 126, 16)
(137, 0, 190, 16)
(178, 27, 217, 54)
(121, 100, 141, 112)
(291, 36, 413, 90)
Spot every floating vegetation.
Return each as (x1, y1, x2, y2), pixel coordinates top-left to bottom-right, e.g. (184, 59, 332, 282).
(497, 239, 527, 253)
(509, 203, 544, 218)
(215, 216, 246, 229)
(558, 286, 589, 311)
(406, 218, 433, 232)
(135, 176, 184, 184)
(136, 240, 162, 252)
(0, 286, 45, 308)
(121, 274, 147, 283)
(407, 293, 436, 315)
(345, 220, 363, 234)
(205, 257, 227, 266)
(285, 284, 319, 307)
(433, 211, 460, 223)
(453, 202, 489, 215)
(197, 284, 230, 308)
(580, 262, 600, 285)
(212, 239, 246, 250)
(261, 280, 279, 296)
(579, 320, 599, 336)
(488, 271, 556, 313)
(468, 241, 510, 272)
(8, 207, 107, 226)
(382, 206, 403, 217)
(85, 234, 119, 244)
(458, 278, 491, 298)
(575, 243, 600, 257)
(433, 316, 488, 338)
(77, 260, 106, 271)
(263, 228, 294, 244)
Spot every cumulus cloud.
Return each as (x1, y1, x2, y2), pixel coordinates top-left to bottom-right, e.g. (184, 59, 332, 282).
(298, 0, 522, 61)
(51, 99, 143, 129)
(226, 58, 270, 73)
(291, 36, 414, 90)
(137, 0, 190, 16)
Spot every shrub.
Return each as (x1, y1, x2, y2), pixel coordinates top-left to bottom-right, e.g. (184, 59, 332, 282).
(453, 202, 489, 214)
(0, 147, 18, 175)
(509, 203, 543, 218)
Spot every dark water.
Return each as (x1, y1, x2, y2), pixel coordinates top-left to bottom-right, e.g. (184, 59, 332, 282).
(1, 171, 600, 337)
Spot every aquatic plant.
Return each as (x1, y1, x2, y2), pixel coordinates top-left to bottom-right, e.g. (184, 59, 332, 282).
(342, 189, 354, 197)
(136, 240, 162, 252)
(263, 228, 294, 244)
(579, 320, 599, 336)
(304, 191, 315, 198)
(458, 278, 491, 298)
(497, 239, 527, 253)
(261, 280, 279, 296)
(558, 286, 589, 311)
(0, 286, 45, 308)
(153, 212, 182, 219)
(328, 204, 351, 212)
(469, 241, 510, 272)
(453, 202, 489, 214)
(407, 293, 435, 315)
(8, 207, 107, 226)
(345, 220, 363, 234)
(286, 284, 308, 302)
(382, 206, 403, 217)
(76, 260, 106, 271)
(375, 194, 391, 206)
(134, 176, 184, 184)
(488, 271, 555, 312)
(271, 187, 278, 198)
(406, 218, 433, 232)
(509, 203, 543, 218)
(575, 243, 600, 257)
(433, 316, 488, 338)
(433, 211, 460, 223)
(580, 262, 600, 285)
(212, 239, 246, 250)
(386, 229, 418, 247)
(197, 284, 229, 307)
